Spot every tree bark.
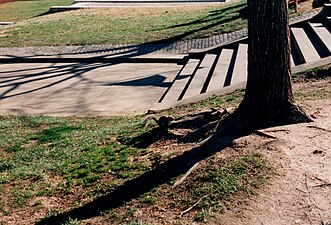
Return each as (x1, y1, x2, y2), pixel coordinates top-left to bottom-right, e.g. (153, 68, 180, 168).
(216, 0, 311, 135)
(245, 0, 293, 108)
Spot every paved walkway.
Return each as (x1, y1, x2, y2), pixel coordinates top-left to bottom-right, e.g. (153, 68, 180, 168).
(0, 61, 182, 116)
(49, 0, 231, 13)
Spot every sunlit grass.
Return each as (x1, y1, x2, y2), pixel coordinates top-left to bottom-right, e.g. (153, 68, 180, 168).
(0, 0, 73, 22)
(0, 0, 247, 47)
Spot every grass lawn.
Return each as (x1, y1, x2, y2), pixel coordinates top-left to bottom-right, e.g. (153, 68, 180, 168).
(0, 0, 248, 47)
(0, 91, 272, 224)
(0, 0, 73, 22)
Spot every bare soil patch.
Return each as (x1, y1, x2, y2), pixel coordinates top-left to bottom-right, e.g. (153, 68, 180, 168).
(220, 101, 331, 224)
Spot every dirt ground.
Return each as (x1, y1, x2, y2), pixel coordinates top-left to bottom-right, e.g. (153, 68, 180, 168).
(218, 78, 331, 225)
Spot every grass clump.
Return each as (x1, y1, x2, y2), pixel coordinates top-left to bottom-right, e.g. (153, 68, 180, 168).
(106, 152, 271, 224)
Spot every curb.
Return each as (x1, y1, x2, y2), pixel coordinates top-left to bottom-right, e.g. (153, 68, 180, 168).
(0, 22, 15, 25)
(0, 54, 187, 64)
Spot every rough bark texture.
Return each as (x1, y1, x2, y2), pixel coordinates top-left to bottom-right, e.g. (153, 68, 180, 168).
(245, 0, 293, 107)
(233, 0, 311, 129)
(214, 0, 311, 137)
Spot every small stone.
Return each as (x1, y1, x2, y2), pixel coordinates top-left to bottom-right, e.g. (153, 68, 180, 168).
(313, 150, 323, 154)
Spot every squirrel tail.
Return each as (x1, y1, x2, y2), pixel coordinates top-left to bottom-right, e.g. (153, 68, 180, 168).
(142, 115, 158, 127)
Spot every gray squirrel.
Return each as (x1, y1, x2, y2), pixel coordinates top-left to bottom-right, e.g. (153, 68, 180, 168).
(142, 115, 175, 129)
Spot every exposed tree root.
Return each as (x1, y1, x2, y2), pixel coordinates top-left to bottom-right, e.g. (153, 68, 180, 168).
(211, 102, 313, 141)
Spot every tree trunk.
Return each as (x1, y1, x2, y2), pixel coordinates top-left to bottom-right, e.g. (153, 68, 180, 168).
(217, 0, 311, 135)
(245, 0, 293, 108)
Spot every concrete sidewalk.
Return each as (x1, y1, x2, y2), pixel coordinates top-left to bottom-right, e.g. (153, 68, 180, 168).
(0, 61, 182, 116)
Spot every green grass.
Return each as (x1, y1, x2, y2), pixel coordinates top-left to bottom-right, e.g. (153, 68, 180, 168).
(0, 0, 247, 47)
(0, 91, 272, 223)
(0, 115, 151, 217)
(166, 90, 244, 115)
(0, 111, 271, 224)
(295, 87, 331, 101)
(0, 0, 73, 22)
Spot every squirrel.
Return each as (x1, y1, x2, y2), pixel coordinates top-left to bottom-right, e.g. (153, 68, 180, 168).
(142, 115, 175, 129)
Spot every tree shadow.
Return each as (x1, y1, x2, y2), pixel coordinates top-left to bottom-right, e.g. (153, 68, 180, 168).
(312, 0, 328, 8)
(35, 129, 242, 225)
(120, 127, 180, 149)
(3, 1, 248, 60)
(123, 109, 224, 149)
(52, 7, 244, 59)
(0, 62, 179, 101)
(101, 74, 171, 88)
(0, 62, 113, 100)
(159, 1, 247, 30)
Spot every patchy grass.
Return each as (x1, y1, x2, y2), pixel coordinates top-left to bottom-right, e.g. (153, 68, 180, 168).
(0, 89, 272, 224)
(0, 0, 319, 47)
(0, 0, 320, 47)
(0, 1, 248, 47)
(0, 0, 73, 22)
(164, 89, 244, 116)
(293, 65, 331, 100)
(295, 86, 331, 100)
(176, 153, 270, 222)
(293, 64, 331, 81)
(0, 115, 151, 221)
(5, 67, 330, 224)
(105, 152, 271, 224)
(3, 70, 330, 223)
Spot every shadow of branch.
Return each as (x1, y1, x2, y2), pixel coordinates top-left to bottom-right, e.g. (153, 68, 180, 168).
(161, 1, 247, 30)
(35, 132, 240, 225)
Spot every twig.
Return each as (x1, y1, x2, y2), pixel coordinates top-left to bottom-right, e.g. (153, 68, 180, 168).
(173, 162, 199, 188)
(307, 125, 331, 133)
(254, 130, 277, 139)
(180, 194, 210, 217)
(263, 129, 290, 133)
(304, 173, 309, 191)
(308, 134, 319, 139)
(310, 175, 330, 183)
(296, 187, 308, 194)
(312, 183, 331, 188)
